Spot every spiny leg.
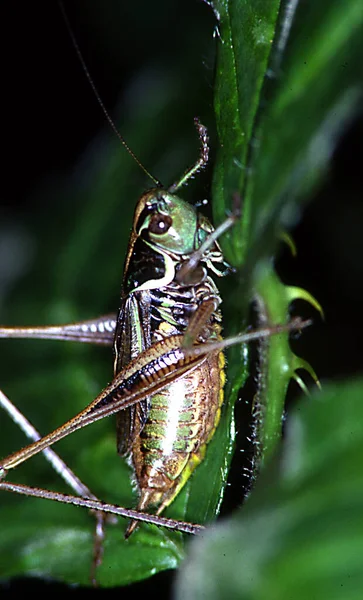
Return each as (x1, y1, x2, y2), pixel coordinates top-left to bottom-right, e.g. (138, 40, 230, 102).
(0, 390, 98, 497)
(0, 314, 116, 345)
(0, 333, 210, 552)
(176, 214, 237, 285)
(182, 317, 312, 360)
(0, 481, 204, 535)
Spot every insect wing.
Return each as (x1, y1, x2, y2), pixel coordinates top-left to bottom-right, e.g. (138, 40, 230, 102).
(114, 295, 151, 456)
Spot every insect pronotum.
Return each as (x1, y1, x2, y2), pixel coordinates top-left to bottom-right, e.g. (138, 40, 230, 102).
(0, 4, 310, 586)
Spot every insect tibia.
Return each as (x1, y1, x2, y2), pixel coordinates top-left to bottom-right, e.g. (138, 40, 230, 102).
(0, 481, 204, 535)
(182, 317, 312, 358)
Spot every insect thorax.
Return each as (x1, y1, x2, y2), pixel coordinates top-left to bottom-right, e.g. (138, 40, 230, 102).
(115, 188, 226, 372)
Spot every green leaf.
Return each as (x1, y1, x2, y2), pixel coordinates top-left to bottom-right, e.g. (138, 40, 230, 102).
(213, 0, 363, 267)
(211, 0, 363, 479)
(175, 378, 363, 599)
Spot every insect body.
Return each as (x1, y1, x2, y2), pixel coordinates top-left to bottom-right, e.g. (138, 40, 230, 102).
(0, 120, 234, 541)
(115, 187, 226, 534)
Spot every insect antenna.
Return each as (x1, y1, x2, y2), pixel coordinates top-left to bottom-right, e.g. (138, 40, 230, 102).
(58, 1, 162, 187)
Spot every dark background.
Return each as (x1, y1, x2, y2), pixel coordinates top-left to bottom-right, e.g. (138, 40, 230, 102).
(1, 0, 363, 596)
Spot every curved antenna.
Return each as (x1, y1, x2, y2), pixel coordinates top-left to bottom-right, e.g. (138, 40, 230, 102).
(58, 1, 162, 187)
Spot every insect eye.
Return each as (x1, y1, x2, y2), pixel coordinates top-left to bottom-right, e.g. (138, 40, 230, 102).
(148, 214, 172, 235)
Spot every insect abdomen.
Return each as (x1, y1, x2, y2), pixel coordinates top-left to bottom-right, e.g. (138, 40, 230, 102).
(131, 350, 225, 516)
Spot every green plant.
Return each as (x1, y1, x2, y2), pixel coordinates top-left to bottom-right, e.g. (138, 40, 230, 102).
(0, 0, 362, 594)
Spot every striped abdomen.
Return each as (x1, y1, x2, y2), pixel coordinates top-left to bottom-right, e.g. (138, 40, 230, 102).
(130, 349, 225, 515)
